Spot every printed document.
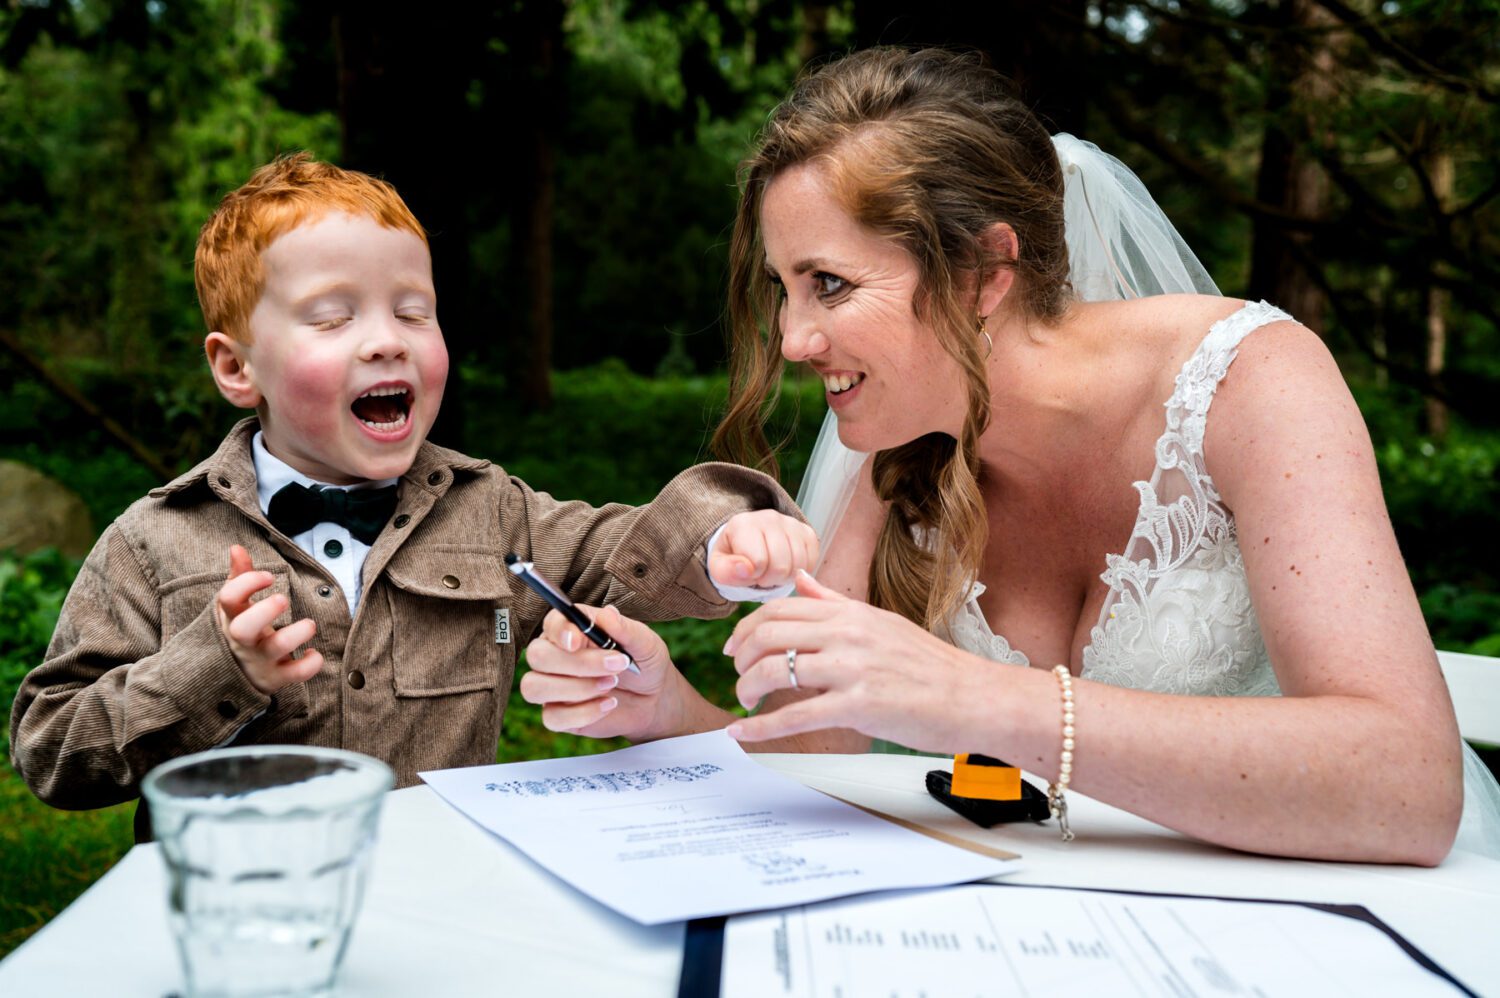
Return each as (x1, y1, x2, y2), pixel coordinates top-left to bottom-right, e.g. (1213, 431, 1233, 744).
(420, 730, 1018, 925)
(718, 884, 1468, 996)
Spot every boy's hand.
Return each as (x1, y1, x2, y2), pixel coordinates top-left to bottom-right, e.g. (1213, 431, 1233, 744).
(216, 545, 323, 695)
(708, 510, 819, 590)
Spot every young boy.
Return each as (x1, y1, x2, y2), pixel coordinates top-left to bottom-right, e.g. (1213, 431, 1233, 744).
(8, 155, 813, 836)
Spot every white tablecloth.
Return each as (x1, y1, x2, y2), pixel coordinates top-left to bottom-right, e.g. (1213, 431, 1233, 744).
(2, 753, 1497, 996)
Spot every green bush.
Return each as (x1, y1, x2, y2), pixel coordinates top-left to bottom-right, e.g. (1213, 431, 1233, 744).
(1369, 426, 1500, 653)
(0, 548, 80, 758)
(459, 361, 827, 507)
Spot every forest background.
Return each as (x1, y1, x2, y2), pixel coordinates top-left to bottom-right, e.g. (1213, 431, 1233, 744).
(0, 0, 1496, 958)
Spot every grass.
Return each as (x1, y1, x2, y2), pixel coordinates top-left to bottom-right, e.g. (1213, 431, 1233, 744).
(0, 765, 133, 956)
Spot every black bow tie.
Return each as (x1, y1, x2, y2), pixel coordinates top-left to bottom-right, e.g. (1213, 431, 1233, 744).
(266, 482, 398, 545)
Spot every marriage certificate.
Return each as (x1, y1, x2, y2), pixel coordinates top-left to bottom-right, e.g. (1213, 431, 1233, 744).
(420, 730, 1019, 925)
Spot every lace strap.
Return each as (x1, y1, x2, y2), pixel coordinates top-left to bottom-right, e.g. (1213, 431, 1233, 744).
(1166, 300, 1293, 455)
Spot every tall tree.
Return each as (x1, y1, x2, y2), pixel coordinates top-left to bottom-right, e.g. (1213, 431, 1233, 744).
(1248, 0, 1337, 334)
(329, 3, 498, 440)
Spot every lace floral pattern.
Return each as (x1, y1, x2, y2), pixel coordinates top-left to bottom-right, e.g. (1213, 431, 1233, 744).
(944, 582, 1030, 668)
(950, 301, 1290, 697)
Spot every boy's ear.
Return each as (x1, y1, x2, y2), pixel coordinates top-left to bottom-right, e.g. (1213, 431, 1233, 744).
(977, 222, 1019, 317)
(205, 332, 262, 409)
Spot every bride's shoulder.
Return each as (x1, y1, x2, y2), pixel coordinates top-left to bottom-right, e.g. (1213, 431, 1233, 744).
(1073, 294, 1254, 344)
(1112, 293, 1263, 335)
(1101, 294, 1320, 361)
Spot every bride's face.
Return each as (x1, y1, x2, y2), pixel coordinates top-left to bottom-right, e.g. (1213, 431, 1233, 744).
(760, 162, 968, 453)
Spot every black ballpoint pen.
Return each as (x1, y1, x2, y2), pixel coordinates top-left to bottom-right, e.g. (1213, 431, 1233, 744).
(504, 554, 641, 674)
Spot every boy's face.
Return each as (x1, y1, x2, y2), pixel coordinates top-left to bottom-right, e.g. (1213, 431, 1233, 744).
(213, 212, 448, 485)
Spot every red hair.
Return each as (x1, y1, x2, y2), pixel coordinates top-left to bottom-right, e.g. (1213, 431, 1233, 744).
(194, 153, 428, 342)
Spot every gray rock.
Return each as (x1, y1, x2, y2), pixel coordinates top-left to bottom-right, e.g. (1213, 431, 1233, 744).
(0, 460, 94, 558)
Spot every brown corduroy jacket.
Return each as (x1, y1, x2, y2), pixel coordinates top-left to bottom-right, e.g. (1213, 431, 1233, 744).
(9, 419, 795, 813)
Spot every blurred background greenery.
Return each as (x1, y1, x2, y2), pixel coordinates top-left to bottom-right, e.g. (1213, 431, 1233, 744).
(2, 0, 1497, 959)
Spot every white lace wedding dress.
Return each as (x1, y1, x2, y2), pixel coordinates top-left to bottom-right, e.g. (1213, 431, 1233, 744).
(939, 300, 1500, 858)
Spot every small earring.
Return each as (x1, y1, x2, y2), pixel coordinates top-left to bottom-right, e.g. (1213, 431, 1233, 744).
(977, 314, 993, 359)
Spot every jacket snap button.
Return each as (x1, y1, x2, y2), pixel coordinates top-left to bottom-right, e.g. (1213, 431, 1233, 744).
(632, 563, 648, 578)
(427, 472, 442, 485)
(442, 575, 460, 590)
(393, 514, 411, 528)
(217, 476, 231, 488)
(216, 700, 238, 720)
(317, 585, 333, 598)
(347, 670, 365, 690)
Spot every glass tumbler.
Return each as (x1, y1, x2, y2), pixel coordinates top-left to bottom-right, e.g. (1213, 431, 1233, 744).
(141, 746, 395, 998)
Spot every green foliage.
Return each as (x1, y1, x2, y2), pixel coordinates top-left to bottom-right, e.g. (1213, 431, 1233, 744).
(460, 361, 827, 505)
(0, 549, 80, 758)
(1371, 422, 1500, 610)
(0, 0, 338, 469)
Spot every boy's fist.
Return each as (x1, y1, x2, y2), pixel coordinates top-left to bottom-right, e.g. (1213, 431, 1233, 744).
(708, 510, 819, 590)
(216, 545, 324, 694)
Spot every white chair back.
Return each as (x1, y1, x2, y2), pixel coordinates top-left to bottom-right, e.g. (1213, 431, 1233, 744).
(1437, 650, 1500, 745)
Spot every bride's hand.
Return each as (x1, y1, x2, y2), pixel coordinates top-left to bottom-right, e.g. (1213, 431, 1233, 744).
(520, 605, 686, 740)
(724, 571, 982, 753)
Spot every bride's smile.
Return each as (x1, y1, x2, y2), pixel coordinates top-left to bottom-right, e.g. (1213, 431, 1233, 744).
(760, 160, 968, 453)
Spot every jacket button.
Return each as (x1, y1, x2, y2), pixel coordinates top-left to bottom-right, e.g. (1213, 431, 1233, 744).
(442, 574, 460, 590)
(217, 476, 231, 488)
(317, 585, 333, 598)
(216, 700, 238, 720)
(632, 563, 648, 578)
(347, 670, 365, 690)
(427, 471, 442, 486)
(393, 514, 411, 528)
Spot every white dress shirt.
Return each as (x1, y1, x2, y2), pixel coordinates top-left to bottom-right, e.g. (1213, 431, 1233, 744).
(252, 432, 398, 617)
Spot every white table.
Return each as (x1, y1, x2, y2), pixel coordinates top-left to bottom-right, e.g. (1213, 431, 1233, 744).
(2, 753, 1497, 996)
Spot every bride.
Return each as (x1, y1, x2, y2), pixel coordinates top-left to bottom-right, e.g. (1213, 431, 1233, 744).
(522, 47, 1500, 864)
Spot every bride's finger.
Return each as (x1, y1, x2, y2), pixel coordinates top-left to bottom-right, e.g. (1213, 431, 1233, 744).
(724, 596, 841, 656)
(736, 648, 832, 709)
(519, 669, 619, 706)
(726, 695, 840, 744)
(540, 606, 600, 653)
(541, 696, 618, 733)
(730, 616, 848, 677)
(525, 635, 624, 679)
(793, 568, 849, 602)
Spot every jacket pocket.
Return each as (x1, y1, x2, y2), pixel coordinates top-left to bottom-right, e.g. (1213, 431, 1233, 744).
(384, 546, 511, 697)
(158, 569, 292, 645)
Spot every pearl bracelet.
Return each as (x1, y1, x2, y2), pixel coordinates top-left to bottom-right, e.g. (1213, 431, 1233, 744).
(1048, 664, 1076, 842)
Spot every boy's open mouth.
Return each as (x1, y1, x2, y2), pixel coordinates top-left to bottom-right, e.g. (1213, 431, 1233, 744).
(351, 385, 412, 432)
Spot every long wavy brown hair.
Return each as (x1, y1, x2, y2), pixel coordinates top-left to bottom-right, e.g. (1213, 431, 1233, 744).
(713, 48, 1072, 630)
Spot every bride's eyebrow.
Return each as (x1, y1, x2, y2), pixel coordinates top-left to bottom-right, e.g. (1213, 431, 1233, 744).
(765, 257, 842, 278)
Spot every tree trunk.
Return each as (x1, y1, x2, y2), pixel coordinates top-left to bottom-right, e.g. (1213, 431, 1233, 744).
(1424, 151, 1453, 439)
(1249, 0, 1334, 334)
(850, 3, 1089, 135)
(331, 3, 478, 445)
(515, 0, 564, 411)
(796, 3, 832, 66)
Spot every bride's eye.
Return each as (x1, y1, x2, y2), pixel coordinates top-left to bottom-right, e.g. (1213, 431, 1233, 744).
(812, 272, 851, 301)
